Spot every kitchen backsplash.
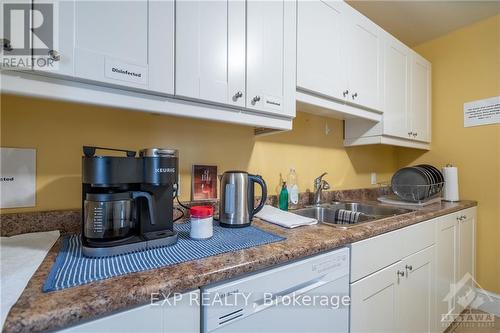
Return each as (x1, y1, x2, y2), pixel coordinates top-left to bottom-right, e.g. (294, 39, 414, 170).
(0, 187, 390, 237)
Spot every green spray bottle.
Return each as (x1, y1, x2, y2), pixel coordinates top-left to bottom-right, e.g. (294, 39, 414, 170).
(279, 181, 289, 211)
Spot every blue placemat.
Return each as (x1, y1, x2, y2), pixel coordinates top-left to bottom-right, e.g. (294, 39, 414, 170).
(43, 223, 284, 292)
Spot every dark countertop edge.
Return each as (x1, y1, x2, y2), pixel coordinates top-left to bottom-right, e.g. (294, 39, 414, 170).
(2, 200, 477, 333)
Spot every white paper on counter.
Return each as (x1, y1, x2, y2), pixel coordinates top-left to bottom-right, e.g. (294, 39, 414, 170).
(0, 230, 60, 328)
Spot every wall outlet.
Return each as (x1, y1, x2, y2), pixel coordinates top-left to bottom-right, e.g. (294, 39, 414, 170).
(370, 172, 377, 185)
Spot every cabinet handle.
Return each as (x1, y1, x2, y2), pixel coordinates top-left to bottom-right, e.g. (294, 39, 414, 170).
(343, 90, 349, 98)
(48, 49, 61, 61)
(352, 92, 358, 99)
(408, 132, 412, 136)
(251, 96, 261, 105)
(462, 215, 466, 220)
(413, 132, 418, 137)
(232, 91, 243, 101)
(405, 265, 413, 271)
(2, 38, 13, 51)
(397, 270, 405, 277)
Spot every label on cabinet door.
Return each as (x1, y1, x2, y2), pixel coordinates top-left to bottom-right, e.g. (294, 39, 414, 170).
(0, 148, 36, 208)
(464, 96, 500, 127)
(264, 95, 282, 112)
(105, 58, 147, 85)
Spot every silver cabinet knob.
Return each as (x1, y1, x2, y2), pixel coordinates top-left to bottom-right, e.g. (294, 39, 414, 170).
(232, 91, 243, 101)
(462, 215, 466, 219)
(251, 95, 261, 105)
(397, 270, 405, 277)
(405, 265, 413, 271)
(343, 90, 349, 98)
(2, 38, 13, 51)
(48, 49, 61, 61)
(413, 132, 418, 137)
(352, 92, 358, 99)
(408, 132, 413, 137)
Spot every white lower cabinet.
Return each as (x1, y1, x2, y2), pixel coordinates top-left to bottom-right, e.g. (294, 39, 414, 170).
(351, 207, 476, 333)
(350, 246, 435, 333)
(59, 290, 200, 333)
(397, 246, 435, 333)
(435, 207, 476, 332)
(350, 261, 399, 332)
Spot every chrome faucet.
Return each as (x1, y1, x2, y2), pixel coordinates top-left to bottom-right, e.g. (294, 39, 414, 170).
(313, 172, 330, 205)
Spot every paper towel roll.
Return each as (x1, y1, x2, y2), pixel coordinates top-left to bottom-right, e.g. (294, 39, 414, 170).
(442, 166, 459, 202)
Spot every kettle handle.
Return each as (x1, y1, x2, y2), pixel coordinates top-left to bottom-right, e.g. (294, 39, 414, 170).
(248, 174, 267, 217)
(131, 191, 156, 225)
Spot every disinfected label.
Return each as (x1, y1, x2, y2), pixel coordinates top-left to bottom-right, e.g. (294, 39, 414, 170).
(264, 95, 282, 111)
(105, 58, 147, 85)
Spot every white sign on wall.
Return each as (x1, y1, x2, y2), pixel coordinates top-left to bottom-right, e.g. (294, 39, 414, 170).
(464, 96, 500, 128)
(0, 148, 36, 208)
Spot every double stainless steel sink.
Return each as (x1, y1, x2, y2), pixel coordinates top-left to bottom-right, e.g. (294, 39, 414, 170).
(293, 202, 413, 228)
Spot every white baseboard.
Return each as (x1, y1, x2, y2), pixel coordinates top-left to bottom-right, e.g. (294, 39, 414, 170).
(473, 288, 500, 317)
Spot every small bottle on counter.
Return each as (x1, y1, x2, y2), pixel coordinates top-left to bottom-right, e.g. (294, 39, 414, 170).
(287, 168, 299, 205)
(279, 181, 289, 211)
(189, 206, 214, 240)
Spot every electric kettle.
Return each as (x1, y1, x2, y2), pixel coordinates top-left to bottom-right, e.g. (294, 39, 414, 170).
(219, 171, 267, 227)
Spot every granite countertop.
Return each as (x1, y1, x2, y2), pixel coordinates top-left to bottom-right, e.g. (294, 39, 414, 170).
(3, 199, 477, 333)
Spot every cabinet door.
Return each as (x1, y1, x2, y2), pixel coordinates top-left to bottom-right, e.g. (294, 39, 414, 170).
(0, 0, 33, 70)
(176, 0, 245, 107)
(246, 0, 285, 115)
(32, 0, 73, 75)
(297, 0, 347, 102)
(71, 0, 174, 94)
(398, 246, 434, 333)
(435, 214, 458, 332)
(60, 290, 200, 333)
(350, 261, 400, 333)
(456, 211, 475, 312)
(344, 9, 383, 111)
(410, 53, 431, 142)
(383, 35, 411, 139)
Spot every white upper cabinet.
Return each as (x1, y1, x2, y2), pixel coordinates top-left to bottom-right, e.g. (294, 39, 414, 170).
(246, 0, 285, 116)
(343, 33, 432, 150)
(383, 35, 411, 139)
(297, 0, 347, 101)
(3, 0, 296, 129)
(296, 0, 383, 116)
(175, 0, 245, 107)
(73, 1, 174, 94)
(344, 10, 383, 111)
(411, 53, 432, 142)
(36, 0, 175, 94)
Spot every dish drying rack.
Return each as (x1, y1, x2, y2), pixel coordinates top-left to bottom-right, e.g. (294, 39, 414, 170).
(379, 182, 444, 207)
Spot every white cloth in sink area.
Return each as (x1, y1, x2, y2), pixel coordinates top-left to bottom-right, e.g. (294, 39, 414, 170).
(255, 205, 318, 228)
(0, 230, 59, 328)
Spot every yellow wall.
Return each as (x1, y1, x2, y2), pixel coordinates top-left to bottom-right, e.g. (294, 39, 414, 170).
(398, 15, 500, 294)
(0, 94, 397, 214)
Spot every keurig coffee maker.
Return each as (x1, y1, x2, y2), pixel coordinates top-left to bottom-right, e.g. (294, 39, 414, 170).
(81, 146, 179, 257)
